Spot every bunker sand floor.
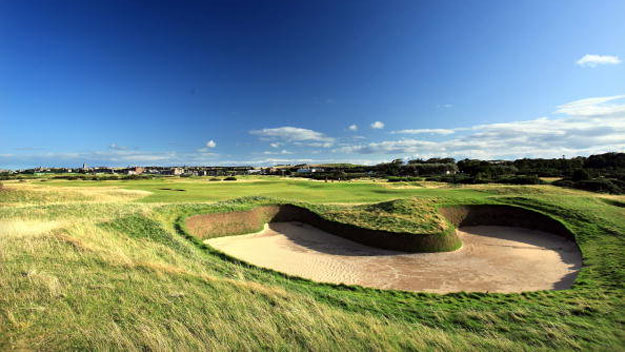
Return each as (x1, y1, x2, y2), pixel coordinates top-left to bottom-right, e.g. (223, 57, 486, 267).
(206, 222, 582, 293)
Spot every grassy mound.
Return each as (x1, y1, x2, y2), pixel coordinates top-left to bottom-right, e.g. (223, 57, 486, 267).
(185, 202, 461, 252)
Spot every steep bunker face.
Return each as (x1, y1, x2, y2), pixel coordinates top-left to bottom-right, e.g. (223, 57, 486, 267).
(188, 205, 582, 293)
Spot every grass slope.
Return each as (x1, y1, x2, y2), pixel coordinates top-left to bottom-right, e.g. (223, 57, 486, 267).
(0, 178, 624, 351)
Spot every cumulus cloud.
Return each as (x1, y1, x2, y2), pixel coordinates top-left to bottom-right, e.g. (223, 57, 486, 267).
(205, 140, 217, 148)
(250, 126, 333, 142)
(370, 121, 385, 129)
(576, 54, 621, 67)
(348, 124, 358, 131)
(335, 95, 625, 159)
(392, 129, 455, 135)
(269, 142, 281, 148)
(250, 126, 334, 147)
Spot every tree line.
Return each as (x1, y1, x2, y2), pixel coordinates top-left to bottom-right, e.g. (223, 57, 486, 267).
(295, 152, 625, 194)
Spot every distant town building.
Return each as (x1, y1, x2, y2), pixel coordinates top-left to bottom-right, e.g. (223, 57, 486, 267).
(162, 167, 184, 176)
(125, 167, 144, 175)
(94, 167, 115, 174)
(296, 165, 323, 173)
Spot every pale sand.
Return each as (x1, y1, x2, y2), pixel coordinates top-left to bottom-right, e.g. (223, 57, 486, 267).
(206, 222, 582, 293)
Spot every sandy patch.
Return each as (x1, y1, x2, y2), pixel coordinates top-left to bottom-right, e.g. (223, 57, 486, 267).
(206, 222, 581, 293)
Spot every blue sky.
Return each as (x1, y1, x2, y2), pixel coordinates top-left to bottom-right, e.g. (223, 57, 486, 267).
(1, 0, 624, 168)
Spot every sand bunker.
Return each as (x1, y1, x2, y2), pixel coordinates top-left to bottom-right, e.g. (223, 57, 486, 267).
(206, 222, 581, 293)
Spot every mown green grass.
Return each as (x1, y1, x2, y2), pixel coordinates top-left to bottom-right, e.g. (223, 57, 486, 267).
(1, 178, 624, 351)
(32, 176, 492, 203)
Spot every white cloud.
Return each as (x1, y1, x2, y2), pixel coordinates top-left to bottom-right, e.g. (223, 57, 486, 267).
(301, 142, 334, 148)
(263, 149, 293, 155)
(335, 94, 625, 159)
(576, 54, 621, 68)
(246, 157, 315, 165)
(392, 129, 455, 135)
(336, 139, 436, 155)
(250, 126, 334, 143)
(8, 95, 625, 168)
(205, 140, 217, 148)
(555, 95, 625, 116)
(218, 157, 385, 167)
(348, 124, 358, 131)
(370, 121, 385, 129)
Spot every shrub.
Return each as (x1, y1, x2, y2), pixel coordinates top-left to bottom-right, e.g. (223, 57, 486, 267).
(53, 175, 84, 180)
(494, 175, 544, 185)
(387, 176, 422, 182)
(576, 179, 623, 193)
(553, 179, 576, 188)
(293, 172, 368, 181)
(224, 176, 237, 181)
(572, 169, 591, 181)
(93, 175, 120, 181)
(554, 177, 625, 194)
(426, 175, 481, 184)
(209, 178, 221, 181)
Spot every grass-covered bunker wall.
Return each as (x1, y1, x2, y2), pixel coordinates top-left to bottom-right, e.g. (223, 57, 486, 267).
(438, 204, 576, 240)
(186, 203, 579, 253)
(186, 204, 462, 253)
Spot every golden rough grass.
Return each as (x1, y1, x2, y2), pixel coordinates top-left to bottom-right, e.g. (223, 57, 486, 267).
(0, 219, 64, 239)
(0, 182, 151, 207)
(1, 213, 511, 351)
